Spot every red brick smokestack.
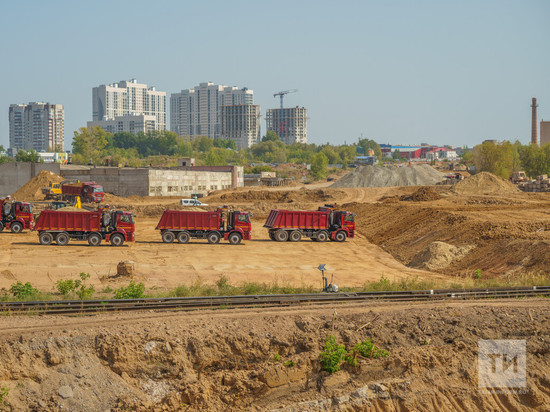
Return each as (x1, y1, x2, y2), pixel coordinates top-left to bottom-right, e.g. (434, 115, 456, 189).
(532, 97, 538, 145)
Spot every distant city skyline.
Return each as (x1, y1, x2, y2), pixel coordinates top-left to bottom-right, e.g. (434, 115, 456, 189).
(1, 0, 549, 150)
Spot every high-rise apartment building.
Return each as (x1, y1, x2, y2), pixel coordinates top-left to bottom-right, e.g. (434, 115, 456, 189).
(9, 102, 64, 151)
(170, 82, 254, 140)
(265, 107, 308, 145)
(92, 79, 166, 130)
(220, 105, 261, 149)
(87, 114, 157, 135)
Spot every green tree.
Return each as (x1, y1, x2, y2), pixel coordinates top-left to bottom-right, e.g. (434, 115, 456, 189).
(15, 150, 41, 162)
(518, 143, 550, 177)
(194, 136, 214, 153)
(72, 126, 110, 164)
(321, 145, 341, 165)
(392, 149, 401, 160)
(205, 148, 227, 166)
(358, 138, 382, 159)
(262, 131, 281, 142)
(472, 140, 520, 179)
(311, 152, 329, 180)
(338, 145, 357, 166)
(175, 138, 193, 156)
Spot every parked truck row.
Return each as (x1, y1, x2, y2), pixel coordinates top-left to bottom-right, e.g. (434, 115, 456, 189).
(0, 202, 355, 246)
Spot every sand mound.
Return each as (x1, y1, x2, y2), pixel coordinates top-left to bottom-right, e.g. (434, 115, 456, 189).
(400, 187, 442, 202)
(12, 170, 64, 201)
(208, 189, 340, 204)
(331, 165, 445, 188)
(452, 172, 519, 195)
(409, 241, 475, 270)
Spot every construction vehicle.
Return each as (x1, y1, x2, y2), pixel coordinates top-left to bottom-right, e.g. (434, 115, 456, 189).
(264, 205, 355, 242)
(34, 206, 135, 246)
(43, 180, 104, 203)
(156, 206, 251, 244)
(0, 197, 34, 233)
(511, 171, 529, 184)
(42, 182, 62, 200)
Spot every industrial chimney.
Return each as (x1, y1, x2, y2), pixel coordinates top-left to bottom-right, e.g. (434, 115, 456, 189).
(532, 97, 538, 145)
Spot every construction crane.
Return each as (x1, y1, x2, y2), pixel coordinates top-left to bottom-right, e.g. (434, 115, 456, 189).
(273, 89, 298, 140)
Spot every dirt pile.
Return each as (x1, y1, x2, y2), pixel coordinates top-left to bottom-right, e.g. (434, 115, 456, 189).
(0, 301, 548, 411)
(452, 172, 519, 195)
(12, 170, 64, 201)
(331, 165, 444, 188)
(207, 189, 341, 204)
(400, 186, 442, 201)
(409, 241, 475, 270)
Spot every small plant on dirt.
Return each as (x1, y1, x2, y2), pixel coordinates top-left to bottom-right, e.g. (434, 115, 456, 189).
(56, 273, 94, 300)
(352, 338, 389, 359)
(272, 353, 281, 362)
(320, 335, 347, 374)
(9, 282, 38, 299)
(474, 269, 482, 279)
(0, 385, 9, 407)
(283, 360, 295, 367)
(114, 281, 145, 299)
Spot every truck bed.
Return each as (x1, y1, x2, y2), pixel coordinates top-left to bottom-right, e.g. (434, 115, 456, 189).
(264, 209, 329, 230)
(35, 210, 101, 232)
(156, 210, 221, 231)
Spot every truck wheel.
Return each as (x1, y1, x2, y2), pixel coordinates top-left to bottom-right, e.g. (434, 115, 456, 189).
(315, 230, 329, 242)
(88, 232, 102, 246)
(207, 231, 221, 244)
(335, 231, 347, 242)
(110, 233, 125, 246)
(39, 232, 53, 245)
(275, 229, 289, 242)
(268, 231, 275, 240)
(0, 222, 4, 232)
(177, 231, 190, 244)
(56, 232, 70, 246)
(228, 232, 242, 245)
(289, 230, 302, 242)
(162, 231, 175, 243)
(10, 222, 23, 234)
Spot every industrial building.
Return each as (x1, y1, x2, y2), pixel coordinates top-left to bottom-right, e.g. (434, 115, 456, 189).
(541, 121, 550, 146)
(9, 102, 64, 152)
(87, 114, 157, 135)
(170, 82, 254, 140)
(220, 104, 261, 149)
(60, 165, 244, 197)
(265, 107, 308, 145)
(92, 79, 166, 131)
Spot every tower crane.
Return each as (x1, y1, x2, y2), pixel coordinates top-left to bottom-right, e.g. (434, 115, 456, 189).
(273, 89, 298, 139)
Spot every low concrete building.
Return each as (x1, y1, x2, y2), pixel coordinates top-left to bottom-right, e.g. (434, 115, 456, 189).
(60, 165, 243, 197)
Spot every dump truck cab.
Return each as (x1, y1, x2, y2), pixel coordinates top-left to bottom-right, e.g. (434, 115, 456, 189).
(101, 209, 135, 242)
(228, 210, 251, 239)
(0, 199, 34, 233)
(84, 184, 104, 203)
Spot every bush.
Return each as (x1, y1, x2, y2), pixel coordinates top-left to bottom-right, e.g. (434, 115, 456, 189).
(56, 273, 94, 300)
(114, 281, 145, 299)
(320, 335, 347, 374)
(352, 338, 389, 359)
(0, 385, 8, 407)
(56, 279, 78, 296)
(9, 282, 38, 299)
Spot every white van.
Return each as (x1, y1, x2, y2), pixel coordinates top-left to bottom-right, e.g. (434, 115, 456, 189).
(180, 199, 208, 206)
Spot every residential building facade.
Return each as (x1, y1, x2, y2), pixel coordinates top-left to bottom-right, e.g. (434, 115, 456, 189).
(87, 114, 157, 135)
(265, 107, 308, 145)
(220, 104, 261, 149)
(170, 82, 254, 139)
(9, 102, 64, 151)
(92, 79, 166, 130)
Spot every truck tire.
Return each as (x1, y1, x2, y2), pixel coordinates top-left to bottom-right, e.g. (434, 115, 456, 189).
(88, 232, 102, 246)
(335, 231, 347, 242)
(10, 222, 23, 234)
(162, 231, 175, 243)
(275, 229, 289, 242)
(289, 230, 302, 242)
(207, 231, 221, 244)
(228, 232, 242, 245)
(56, 232, 70, 246)
(110, 233, 125, 246)
(0, 222, 4, 232)
(315, 230, 329, 242)
(177, 231, 190, 244)
(39, 232, 53, 245)
(268, 231, 275, 240)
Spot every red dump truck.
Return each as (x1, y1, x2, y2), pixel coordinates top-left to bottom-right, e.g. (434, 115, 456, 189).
(34, 207, 135, 246)
(61, 181, 104, 203)
(0, 198, 34, 233)
(264, 206, 355, 242)
(156, 207, 251, 244)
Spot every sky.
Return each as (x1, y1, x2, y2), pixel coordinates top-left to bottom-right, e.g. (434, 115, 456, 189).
(0, 0, 549, 150)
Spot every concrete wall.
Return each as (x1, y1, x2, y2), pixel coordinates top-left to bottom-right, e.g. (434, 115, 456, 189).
(61, 167, 150, 196)
(0, 162, 61, 197)
(148, 169, 234, 196)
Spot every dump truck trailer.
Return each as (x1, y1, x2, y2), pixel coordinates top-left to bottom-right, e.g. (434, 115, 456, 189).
(0, 199, 34, 233)
(264, 206, 355, 242)
(34, 208, 135, 246)
(61, 181, 104, 203)
(156, 207, 251, 244)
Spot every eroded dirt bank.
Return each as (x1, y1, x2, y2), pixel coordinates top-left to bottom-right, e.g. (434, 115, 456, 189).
(0, 300, 549, 411)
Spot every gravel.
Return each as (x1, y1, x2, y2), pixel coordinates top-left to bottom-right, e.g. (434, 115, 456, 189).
(331, 164, 445, 188)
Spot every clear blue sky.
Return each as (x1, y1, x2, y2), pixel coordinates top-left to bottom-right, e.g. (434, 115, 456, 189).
(1, 0, 549, 150)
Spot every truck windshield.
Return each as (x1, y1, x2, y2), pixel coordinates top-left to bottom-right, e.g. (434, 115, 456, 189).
(237, 214, 250, 223)
(93, 187, 104, 193)
(119, 214, 134, 224)
(344, 214, 354, 222)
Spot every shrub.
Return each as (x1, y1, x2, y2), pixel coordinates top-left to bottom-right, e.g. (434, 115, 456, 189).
(474, 269, 482, 279)
(56, 279, 78, 296)
(283, 360, 295, 367)
(352, 338, 389, 359)
(114, 281, 145, 299)
(0, 385, 8, 406)
(9, 282, 38, 299)
(272, 353, 281, 362)
(56, 273, 94, 300)
(320, 335, 347, 374)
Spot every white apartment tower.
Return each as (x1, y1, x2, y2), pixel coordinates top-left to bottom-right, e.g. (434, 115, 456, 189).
(92, 79, 166, 130)
(170, 82, 254, 140)
(266, 107, 308, 145)
(9, 102, 64, 151)
(220, 105, 261, 149)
